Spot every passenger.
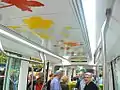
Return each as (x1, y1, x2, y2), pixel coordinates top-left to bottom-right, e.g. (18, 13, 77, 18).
(46, 73, 54, 90)
(98, 74, 103, 85)
(27, 74, 36, 90)
(50, 70, 64, 90)
(35, 72, 44, 90)
(76, 71, 85, 90)
(61, 76, 69, 90)
(76, 74, 80, 82)
(84, 72, 99, 90)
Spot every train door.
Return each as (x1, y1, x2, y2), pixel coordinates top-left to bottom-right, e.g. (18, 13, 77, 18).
(3, 56, 29, 90)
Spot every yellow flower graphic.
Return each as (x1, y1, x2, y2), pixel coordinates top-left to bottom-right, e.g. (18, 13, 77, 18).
(23, 16, 54, 30)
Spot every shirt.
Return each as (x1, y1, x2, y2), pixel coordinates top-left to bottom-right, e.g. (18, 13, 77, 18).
(47, 80, 51, 90)
(80, 79, 86, 90)
(84, 82, 98, 90)
(60, 82, 69, 90)
(98, 77, 103, 85)
(35, 83, 43, 90)
(50, 77, 61, 90)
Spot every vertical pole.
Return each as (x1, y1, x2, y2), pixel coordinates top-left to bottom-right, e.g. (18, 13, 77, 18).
(43, 53, 47, 84)
(18, 61, 29, 90)
(101, 8, 112, 90)
(40, 39, 47, 84)
(39, 52, 46, 88)
(31, 66, 34, 90)
(46, 62, 49, 82)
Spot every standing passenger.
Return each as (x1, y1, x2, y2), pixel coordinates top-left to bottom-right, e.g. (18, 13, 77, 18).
(61, 76, 69, 90)
(84, 72, 99, 90)
(35, 72, 44, 90)
(47, 73, 54, 90)
(76, 71, 85, 90)
(50, 70, 64, 90)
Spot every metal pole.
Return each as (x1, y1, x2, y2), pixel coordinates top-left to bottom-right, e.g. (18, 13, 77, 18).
(101, 8, 112, 90)
(43, 53, 47, 85)
(31, 66, 34, 90)
(46, 61, 49, 83)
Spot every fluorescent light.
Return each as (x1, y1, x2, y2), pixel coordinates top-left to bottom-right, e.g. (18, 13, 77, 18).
(0, 29, 70, 63)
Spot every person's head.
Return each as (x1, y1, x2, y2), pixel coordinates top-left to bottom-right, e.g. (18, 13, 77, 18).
(99, 74, 102, 77)
(76, 74, 80, 79)
(61, 76, 68, 83)
(49, 73, 54, 79)
(35, 72, 40, 79)
(73, 77, 77, 81)
(36, 72, 44, 84)
(54, 70, 64, 79)
(84, 72, 92, 84)
(79, 71, 85, 78)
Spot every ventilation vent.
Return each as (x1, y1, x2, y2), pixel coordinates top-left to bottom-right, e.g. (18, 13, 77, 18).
(71, 60, 87, 62)
(70, 56, 87, 59)
(70, 56, 87, 62)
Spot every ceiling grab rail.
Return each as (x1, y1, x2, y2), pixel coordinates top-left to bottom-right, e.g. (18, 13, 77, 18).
(0, 24, 70, 64)
(0, 41, 43, 64)
(101, 8, 112, 90)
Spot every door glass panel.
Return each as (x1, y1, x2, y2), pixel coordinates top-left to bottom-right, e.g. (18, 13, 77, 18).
(116, 59, 120, 89)
(4, 57, 21, 90)
(0, 52, 7, 90)
(112, 58, 120, 90)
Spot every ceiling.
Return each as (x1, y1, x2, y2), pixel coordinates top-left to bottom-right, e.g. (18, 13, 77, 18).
(0, 0, 91, 64)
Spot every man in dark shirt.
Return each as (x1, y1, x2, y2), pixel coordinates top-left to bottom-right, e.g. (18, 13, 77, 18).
(47, 73, 54, 90)
(84, 72, 99, 90)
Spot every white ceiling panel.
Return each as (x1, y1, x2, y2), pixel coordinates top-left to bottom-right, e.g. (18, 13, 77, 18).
(0, 0, 91, 64)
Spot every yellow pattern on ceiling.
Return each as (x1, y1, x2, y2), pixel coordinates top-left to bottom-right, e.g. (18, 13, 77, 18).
(23, 16, 54, 29)
(61, 26, 72, 38)
(64, 26, 72, 30)
(8, 26, 21, 29)
(7, 20, 73, 40)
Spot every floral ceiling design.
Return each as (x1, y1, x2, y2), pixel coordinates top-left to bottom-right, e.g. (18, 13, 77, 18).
(0, 0, 44, 12)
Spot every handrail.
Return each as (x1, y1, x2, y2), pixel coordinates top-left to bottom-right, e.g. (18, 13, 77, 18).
(101, 8, 112, 90)
(0, 24, 70, 63)
(94, 37, 102, 60)
(0, 41, 43, 64)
